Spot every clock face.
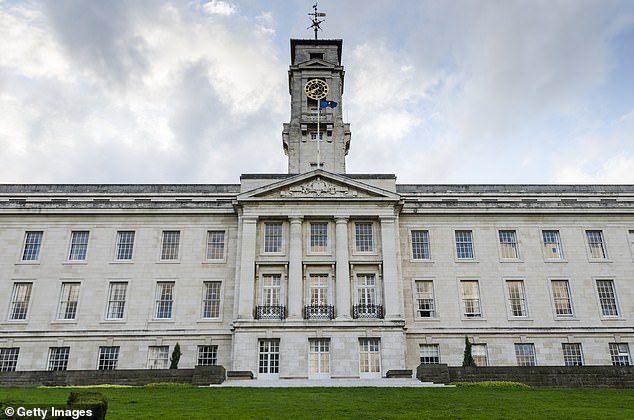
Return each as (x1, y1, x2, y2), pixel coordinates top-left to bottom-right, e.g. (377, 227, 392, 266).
(304, 79, 329, 100)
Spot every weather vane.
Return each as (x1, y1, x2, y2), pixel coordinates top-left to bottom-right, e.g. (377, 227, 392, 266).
(308, 3, 326, 40)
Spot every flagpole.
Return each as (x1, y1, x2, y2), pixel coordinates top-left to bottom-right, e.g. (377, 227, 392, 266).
(317, 102, 321, 169)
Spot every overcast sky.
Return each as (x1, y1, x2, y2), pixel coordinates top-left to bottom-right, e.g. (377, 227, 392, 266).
(2, 0, 634, 184)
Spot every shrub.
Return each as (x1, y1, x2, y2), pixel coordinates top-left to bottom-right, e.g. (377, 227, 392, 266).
(170, 343, 182, 369)
(66, 391, 108, 420)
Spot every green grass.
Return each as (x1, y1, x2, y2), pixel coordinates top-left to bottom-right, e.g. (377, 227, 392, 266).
(2, 384, 634, 419)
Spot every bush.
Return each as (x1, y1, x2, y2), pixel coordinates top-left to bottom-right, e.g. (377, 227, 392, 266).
(450, 381, 530, 388)
(65, 391, 108, 420)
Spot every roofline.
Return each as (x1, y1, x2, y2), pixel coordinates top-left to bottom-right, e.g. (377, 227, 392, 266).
(290, 38, 343, 64)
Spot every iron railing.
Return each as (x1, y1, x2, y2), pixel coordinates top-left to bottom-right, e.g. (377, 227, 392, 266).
(255, 305, 287, 320)
(352, 304, 384, 319)
(303, 304, 335, 320)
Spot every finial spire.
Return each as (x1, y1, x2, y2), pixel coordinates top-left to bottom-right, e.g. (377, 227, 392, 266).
(307, 3, 326, 40)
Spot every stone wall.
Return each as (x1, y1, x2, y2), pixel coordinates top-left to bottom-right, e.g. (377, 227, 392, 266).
(417, 364, 634, 388)
(0, 366, 225, 387)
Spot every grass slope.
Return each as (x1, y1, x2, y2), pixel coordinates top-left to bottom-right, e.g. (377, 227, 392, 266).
(2, 385, 634, 419)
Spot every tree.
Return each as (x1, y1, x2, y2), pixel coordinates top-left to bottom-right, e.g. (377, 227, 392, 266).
(462, 336, 476, 367)
(169, 343, 182, 369)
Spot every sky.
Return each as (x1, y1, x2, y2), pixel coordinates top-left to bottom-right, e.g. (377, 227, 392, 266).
(1, 0, 634, 185)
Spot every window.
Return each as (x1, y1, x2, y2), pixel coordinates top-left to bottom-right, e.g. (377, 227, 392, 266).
(262, 274, 281, 306)
(197, 345, 218, 366)
(106, 282, 127, 319)
(609, 343, 631, 366)
(355, 222, 374, 252)
(310, 222, 328, 253)
(562, 343, 584, 366)
(460, 280, 481, 318)
(21, 231, 43, 261)
(551, 280, 573, 317)
(415, 280, 435, 318)
(472, 344, 488, 367)
(310, 132, 324, 140)
(258, 339, 280, 374)
(160, 230, 180, 260)
(506, 280, 527, 317)
(9, 282, 32, 320)
(309, 52, 324, 60)
(359, 338, 381, 374)
(514, 343, 536, 366)
(542, 230, 564, 259)
(48, 347, 70, 371)
(309, 274, 329, 306)
(596, 280, 619, 317)
(499, 230, 519, 259)
(419, 344, 440, 364)
(155, 282, 174, 319)
(206, 230, 225, 260)
(147, 346, 169, 369)
(411, 230, 431, 260)
(455, 230, 474, 259)
(629, 230, 634, 255)
(0, 348, 19, 371)
(68, 231, 89, 261)
(57, 282, 80, 320)
(586, 230, 607, 259)
(115, 231, 135, 260)
(357, 274, 377, 306)
(264, 222, 283, 253)
(309, 339, 330, 376)
(97, 346, 119, 370)
(202, 281, 221, 318)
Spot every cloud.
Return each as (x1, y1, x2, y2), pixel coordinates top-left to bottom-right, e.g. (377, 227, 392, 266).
(202, 0, 237, 17)
(556, 154, 634, 184)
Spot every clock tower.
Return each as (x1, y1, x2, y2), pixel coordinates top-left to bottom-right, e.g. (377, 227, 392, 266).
(282, 39, 352, 174)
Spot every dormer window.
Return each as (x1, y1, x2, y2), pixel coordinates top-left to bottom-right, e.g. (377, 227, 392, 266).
(309, 52, 324, 60)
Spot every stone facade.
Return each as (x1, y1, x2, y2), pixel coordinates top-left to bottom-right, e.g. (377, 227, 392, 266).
(0, 38, 633, 382)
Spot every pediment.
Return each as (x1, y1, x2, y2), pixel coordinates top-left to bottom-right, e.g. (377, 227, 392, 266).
(238, 171, 400, 202)
(297, 58, 335, 69)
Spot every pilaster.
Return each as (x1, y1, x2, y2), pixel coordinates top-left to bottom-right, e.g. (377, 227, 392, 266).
(380, 216, 403, 320)
(335, 216, 351, 319)
(287, 216, 304, 319)
(237, 216, 257, 319)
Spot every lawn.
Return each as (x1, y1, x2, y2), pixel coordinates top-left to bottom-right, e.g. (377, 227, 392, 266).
(2, 384, 634, 419)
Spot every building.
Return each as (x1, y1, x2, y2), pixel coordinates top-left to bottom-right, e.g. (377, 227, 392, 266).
(1, 36, 633, 379)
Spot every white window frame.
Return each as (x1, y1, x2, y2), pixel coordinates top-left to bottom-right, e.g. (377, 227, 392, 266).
(514, 343, 537, 366)
(505, 279, 528, 318)
(57, 282, 81, 320)
(542, 229, 565, 261)
(308, 221, 330, 255)
(0, 348, 20, 372)
(414, 279, 436, 319)
(308, 338, 331, 379)
(410, 229, 431, 261)
(201, 281, 222, 319)
(609, 343, 631, 366)
(455, 230, 475, 260)
(154, 281, 175, 319)
(353, 221, 376, 254)
(159, 230, 181, 261)
(67, 230, 90, 262)
(628, 229, 634, 260)
(114, 230, 135, 261)
(594, 279, 620, 318)
(8, 282, 33, 321)
(359, 338, 381, 378)
(105, 281, 128, 320)
(562, 343, 584, 366)
(47, 347, 70, 371)
(498, 229, 520, 260)
(21, 231, 43, 262)
(205, 230, 226, 261)
(459, 279, 482, 319)
(262, 221, 284, 254)
(197, 345, 218, 366)
(97, 346, 119, 370)
(585, 229, 609, 260)
(258, 339, 280, 376)
(472, 343, 488, 367)
(549, 279, 574, 318)
(147, 345, 169, 369)
(419, 344, 440, 364)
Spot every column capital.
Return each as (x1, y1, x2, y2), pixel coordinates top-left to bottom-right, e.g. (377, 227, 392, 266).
(379, 215, 397, 223)
(334, 216, 349, 224)
(242, 216, 258, 224)
(289, 216, 304, 224)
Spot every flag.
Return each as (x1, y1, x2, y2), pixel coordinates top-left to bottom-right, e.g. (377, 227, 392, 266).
(319, 99, 338, 108)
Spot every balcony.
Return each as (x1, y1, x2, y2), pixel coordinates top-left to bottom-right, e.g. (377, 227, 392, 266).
(255, 305, 287, 320)
(303, 304, 335, 320)
(352, 304, 384, 319)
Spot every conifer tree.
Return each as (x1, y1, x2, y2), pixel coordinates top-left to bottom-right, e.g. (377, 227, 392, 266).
(169, 342, 182, 369)
(462, 336, 476, 367)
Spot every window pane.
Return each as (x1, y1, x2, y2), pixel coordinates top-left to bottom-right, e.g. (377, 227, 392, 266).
(460, 280, 481, 318)
(499, 230, 519, 259)
(551, 280, 573, 316)
(359, 338, 381, 373)
(355, 222, 374, 252)
(197, 345, 218, 366)
(107, 282, 127, 319)
(411, 230, 431, 260)
(264, 223, 283, 253)
(22, 231, 43, 261)
(596, 280, 619, 317)
(206, 231, 225, 260)
(161, 231, 180, 260)
(310, 223, 328, 253)
(586, 230, 607, 259)
(68, 231, 89, 261)
(506, 280, 527, 317)
(259, 339, 280, 374)
(0, 348, 20, 372)
(309, 339, 330, 374)
(57, 282, 80, 320)
(202, 281, 221, 318)
(455, 230, 474, 259)
(116, 231, 135, 260)
(10, 283, 32, 320)
(419, 344, 440, 364)
(472, 344, 488, 367)
(515, 343, 536, 366)
(98, 346, 119, 370)
(609, 343, 631, 366)
(262, 274, 281, 306)
(543, 230, 564, 259)
(155, 282, 174, 319)
(48, 347, 70, 371)
(147, 346, 169, 369)
(415, 280, 435, 318)
(562, 343, 583, 366)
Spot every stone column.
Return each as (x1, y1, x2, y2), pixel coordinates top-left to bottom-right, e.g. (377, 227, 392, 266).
(237, 216, 257, 319)
(380, 216, 403, 320)
(287, 217, 304, 320)
(335, 217, 351, 319)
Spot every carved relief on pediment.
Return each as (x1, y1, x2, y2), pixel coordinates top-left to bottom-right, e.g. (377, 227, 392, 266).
(277, 177, 360, 198)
